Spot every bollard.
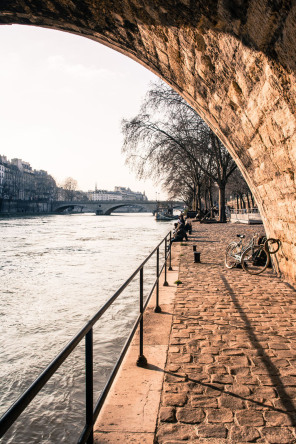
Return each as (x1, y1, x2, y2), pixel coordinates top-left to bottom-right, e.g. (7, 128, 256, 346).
(194, 251, 201, 263)
(193, 245, 196, 252)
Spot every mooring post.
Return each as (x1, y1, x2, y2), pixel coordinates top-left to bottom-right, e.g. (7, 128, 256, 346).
(194, 251, 201, 263)
(168, 232, 173, 271)
(85, 328, 94, 444)
(137, 267, 147, 367)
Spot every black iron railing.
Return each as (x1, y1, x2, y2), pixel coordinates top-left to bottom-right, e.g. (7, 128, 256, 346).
(0, 231, 173, 444)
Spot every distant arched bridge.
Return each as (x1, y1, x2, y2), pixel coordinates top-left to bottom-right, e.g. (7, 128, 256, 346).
(52, 200, 184, 215)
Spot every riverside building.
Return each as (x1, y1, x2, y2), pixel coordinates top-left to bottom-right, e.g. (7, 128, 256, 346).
(0, 155, 57, 201)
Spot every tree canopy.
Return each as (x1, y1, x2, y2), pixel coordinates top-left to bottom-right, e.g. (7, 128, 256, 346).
(122, 81, 237, 222)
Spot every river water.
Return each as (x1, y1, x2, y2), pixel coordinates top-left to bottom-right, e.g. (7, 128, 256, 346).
(0, 213, 173, 444)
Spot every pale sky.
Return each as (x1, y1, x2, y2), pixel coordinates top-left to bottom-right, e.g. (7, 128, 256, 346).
(0, 25, 167, 200)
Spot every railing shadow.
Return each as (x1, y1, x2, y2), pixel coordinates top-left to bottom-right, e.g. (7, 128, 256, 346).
(145, 365, 296, 420)
(220, 274, 296, 424)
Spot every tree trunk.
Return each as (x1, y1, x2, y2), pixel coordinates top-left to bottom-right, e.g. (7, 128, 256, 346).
(204, 187, 208, 211)
(240, 195, 245, 209)
(246, 192, 251, 210)
(218, 184, 227, 223)
(251, 193, 255, 208)
(197, 184, 202, 211)
(192, 185, 197, 210)
(209, 184, 214, 208)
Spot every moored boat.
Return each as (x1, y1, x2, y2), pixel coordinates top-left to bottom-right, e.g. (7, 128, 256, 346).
(154, 205, 178, 221)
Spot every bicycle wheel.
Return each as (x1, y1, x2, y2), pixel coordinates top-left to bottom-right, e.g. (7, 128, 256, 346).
(264, 238, 280, 254)
(241, 245, 270, 275)
(225, 242, 241, 269)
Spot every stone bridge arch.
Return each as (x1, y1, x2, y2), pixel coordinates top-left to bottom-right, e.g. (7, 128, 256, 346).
(1, 1, 295, 282)
(54, 204, 83, 213)
(103, 203, 149, 215)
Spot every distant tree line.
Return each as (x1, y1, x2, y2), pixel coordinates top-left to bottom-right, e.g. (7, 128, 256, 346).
(122, 81, 255, 221)
(226, 169, 257, 210)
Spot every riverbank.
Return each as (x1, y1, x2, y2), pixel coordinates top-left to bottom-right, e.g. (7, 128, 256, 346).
(94, 222, 296, 443)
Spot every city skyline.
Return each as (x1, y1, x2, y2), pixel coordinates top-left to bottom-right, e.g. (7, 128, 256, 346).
(0, 25, 168, 200)
(0, 152, 147, 195)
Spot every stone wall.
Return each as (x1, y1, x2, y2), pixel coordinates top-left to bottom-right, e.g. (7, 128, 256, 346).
(0, 199, 52, 214)
(0, 1, 295, 282)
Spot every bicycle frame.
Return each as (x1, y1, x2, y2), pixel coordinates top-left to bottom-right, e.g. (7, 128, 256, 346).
(231, 234, 258, 264)
(226, 233, 280, 275)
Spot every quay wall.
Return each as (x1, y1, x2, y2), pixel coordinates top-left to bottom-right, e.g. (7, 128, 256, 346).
(0, 200, 52, 215)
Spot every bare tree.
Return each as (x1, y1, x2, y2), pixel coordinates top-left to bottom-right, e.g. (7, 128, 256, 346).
(62, 177, 78, 201)
(122, 81, 237, 222)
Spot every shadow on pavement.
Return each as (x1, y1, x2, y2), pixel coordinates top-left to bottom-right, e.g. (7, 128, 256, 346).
(220, 274, 296, 425)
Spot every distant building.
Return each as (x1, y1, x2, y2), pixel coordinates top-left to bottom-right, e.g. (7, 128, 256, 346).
(88, 186, 147, 201)
(0, 155, 57, 201)
(114, 186, 147, 201)
(0, 162, 5, 196)
(88, 190, 123, 201)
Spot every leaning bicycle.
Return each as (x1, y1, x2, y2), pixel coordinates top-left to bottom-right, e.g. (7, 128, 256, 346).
(225, 233, 280, 275)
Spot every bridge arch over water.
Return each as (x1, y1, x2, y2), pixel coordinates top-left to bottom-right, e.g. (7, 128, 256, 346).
(1, 1, 295, 282)
(52, 200, 182, 215)
(53, 204, 84, 213)
(103, 203, 150, 215)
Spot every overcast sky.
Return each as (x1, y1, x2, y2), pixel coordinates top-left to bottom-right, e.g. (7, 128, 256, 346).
(0, 25, 167, 200)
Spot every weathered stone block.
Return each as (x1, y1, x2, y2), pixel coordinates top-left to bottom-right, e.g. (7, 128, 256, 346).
(176, 407, 205, 423)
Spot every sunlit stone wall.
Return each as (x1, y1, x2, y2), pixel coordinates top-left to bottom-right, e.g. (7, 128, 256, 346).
(1, 0, 295, 282)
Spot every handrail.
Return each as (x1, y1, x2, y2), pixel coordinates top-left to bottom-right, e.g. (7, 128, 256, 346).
(230, 208, 260, 214)
(0, 231, 172, 443)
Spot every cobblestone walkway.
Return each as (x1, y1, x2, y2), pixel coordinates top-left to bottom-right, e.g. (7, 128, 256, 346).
(155, 223, 296, 443)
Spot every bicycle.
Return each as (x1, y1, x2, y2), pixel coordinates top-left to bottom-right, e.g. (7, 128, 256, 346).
(225, 233, 281, 275)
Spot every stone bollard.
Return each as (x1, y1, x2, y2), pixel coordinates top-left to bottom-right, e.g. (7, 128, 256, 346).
(194, 251, 201, 263)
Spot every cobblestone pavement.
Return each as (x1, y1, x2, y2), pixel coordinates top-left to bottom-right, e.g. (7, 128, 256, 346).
(155, 223, 296, 444)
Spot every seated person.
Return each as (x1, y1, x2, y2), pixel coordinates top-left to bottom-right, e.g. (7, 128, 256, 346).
(178, 214, 185, 227)
(172, 222, 178, 235)
(171, 223, 188, 242)
(185, 221, 192, 233)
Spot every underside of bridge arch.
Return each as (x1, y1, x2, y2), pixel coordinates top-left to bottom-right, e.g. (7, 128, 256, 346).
(104, 204, 147, 215)
(54, 204, 81, 213)
(1, 1, 295, 282)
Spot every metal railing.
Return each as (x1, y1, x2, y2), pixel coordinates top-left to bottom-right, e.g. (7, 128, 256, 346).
(230, 208, 260, 214)
(0, 231, 173, 444)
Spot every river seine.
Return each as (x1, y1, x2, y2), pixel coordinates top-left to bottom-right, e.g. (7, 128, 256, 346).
(0, 213, 173, 443)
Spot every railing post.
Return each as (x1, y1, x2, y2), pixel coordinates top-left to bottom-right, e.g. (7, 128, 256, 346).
(137, 267, 147, 367)
(163, 237, 168, 286)
(168, 232, 173, 271)
(155, 247, 161, 313)
(85, 329, 94, 444)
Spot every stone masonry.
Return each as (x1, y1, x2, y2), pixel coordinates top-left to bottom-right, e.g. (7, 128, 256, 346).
(156, 222, 296, 443)
(0, 1, 295, 282)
